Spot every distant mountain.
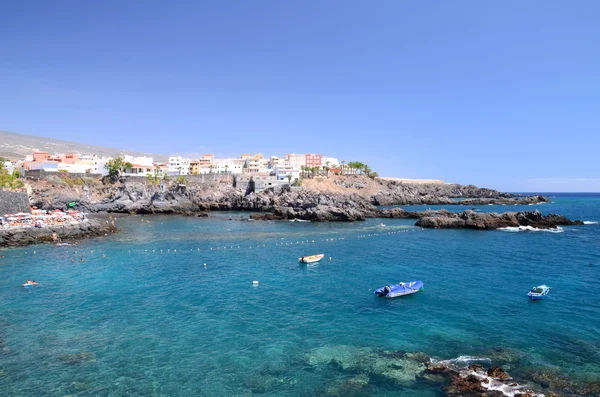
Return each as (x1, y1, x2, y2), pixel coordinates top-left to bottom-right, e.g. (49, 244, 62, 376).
(0, 131, 168, 162)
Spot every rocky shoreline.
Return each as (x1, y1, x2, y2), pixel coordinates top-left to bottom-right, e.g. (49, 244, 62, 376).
(0, 219, 118, 247)
(251, 208, 581, 230)
(24, 175, 545, 216)
(11, 175, 581, 228)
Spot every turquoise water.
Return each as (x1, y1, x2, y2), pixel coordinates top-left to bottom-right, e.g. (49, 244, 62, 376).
(1, 194, 599, 396)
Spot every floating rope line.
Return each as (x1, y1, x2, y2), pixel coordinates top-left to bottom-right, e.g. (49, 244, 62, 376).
(6, 227, 425, 259)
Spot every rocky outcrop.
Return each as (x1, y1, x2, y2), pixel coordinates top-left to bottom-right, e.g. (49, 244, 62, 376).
(0, 220, 118, 247)
(415, 210, 583, 230)
(370, 180, 515, 206)
(426, 361, 542, 397)
(24, 175, 554, 223)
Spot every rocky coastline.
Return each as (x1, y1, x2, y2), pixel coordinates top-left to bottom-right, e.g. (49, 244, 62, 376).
(10, 174, 580, 228)
(0, 219, 118, 247)
(23, 175, 548, 219)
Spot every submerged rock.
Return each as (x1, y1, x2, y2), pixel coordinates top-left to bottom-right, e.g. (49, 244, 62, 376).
(57, 352, 96, 364)
(305, 345, 428, 385)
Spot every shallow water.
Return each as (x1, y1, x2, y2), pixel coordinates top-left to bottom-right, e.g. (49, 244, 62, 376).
(1, 194, 599, 396)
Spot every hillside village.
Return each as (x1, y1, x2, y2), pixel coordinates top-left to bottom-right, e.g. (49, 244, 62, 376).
(1, 151, 379, 181)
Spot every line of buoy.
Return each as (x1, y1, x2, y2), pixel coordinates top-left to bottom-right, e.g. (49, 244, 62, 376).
(5, 227, 423, 259)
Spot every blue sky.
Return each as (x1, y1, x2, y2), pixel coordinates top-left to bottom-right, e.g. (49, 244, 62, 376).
(1, 1, 599, 191)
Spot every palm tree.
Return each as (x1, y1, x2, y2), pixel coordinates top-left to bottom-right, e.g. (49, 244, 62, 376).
(286, 174, 292, 184)
(224, 164, 229, 174)
(354, 162, 364, 174)
(341, 160, 346, 175)
(363, 164, 370, 176)
(209, 164, 215, 174)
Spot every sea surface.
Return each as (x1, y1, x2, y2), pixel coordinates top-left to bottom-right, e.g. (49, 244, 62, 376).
(1, 193, 599, 396)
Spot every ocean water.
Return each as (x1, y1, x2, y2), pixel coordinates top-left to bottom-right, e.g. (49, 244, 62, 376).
(1, 194, 599, 396)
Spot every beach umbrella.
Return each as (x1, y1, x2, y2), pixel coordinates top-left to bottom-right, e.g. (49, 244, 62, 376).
(7, 217, 18, 220)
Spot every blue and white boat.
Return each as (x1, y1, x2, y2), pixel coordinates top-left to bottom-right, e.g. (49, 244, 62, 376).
(528, 285, 551, 300)
(374, 281, 424, 298)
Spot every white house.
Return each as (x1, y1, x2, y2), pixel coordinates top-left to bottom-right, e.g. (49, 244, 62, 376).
(211, 158, 247, 174)
(28, 162, 59, 172)
(168, 155, 190, 176)
(274, 168, 300, 182)
(2, 161, 15, 174)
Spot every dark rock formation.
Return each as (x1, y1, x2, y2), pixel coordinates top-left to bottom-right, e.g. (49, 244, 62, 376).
(415, 210, 583, 230)
(0, 220, 118, 247)
(24, 176, 557, 223)
(487, 367, 511, 379)
(426, 362, 537, 397)
(371, 181, 513, 206)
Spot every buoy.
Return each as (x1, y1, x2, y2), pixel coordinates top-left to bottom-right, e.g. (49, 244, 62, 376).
(253, 281, 259, 286)
(204, 263, 207, 267)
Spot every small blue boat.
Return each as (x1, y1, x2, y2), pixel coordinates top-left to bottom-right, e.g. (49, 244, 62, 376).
(375, 281, 424, 298)
(528, 285, 551, 300)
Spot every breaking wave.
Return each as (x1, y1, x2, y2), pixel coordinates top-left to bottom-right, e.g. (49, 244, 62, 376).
(583, 221, 598, 225)
(498, 226, 564, 233)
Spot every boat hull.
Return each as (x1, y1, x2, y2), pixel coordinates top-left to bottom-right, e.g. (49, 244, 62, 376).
(299, 254, 325, 264)
(375, 281, 424, 298)
(527, 285, 550, 300)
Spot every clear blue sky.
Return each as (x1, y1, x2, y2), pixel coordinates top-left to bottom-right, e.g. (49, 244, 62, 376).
(1, 1, 599, 191)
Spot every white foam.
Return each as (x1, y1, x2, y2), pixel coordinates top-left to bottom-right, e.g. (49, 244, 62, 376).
(498, 226, 564, 233)
(583, 221, 598, 225)
(439, 355, 491, 365)
(469, 370, 544, 397)
(434, 356, 545, 397)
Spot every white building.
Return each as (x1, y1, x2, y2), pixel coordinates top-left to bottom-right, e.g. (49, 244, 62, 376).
(274, 168, 300, 182)
(28, 162, 59, 172)
(2, 161, 15, 174)
(168, 155, 190, 176)
(211, 158, 247, 174)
